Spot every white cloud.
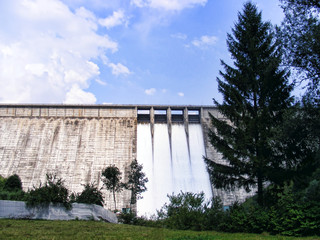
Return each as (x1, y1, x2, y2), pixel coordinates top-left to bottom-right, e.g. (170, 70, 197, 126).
(95, 79, 107, 86)
(108, 63, 131, 76)
(0, 0, 117, 104)
(178, 92, 184, 97)
(130, 0, 146, 8)
(192, 35, 218, 48)
(99, 9, 128, 29)
(145, 88, 156, 95)
(131, 0, 207, 11)
(64, 84, 97, 104)
(171, 33, 187, 40)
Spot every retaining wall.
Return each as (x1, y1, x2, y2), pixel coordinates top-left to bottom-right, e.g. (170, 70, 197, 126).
(0, 200, 118, 223)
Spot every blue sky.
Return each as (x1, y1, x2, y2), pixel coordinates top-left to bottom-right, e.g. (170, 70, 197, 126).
(0, 0, 285, 105)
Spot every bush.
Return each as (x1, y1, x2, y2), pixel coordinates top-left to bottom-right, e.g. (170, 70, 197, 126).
(118, 211, 165, 228)
(203, 197, 225, 231)
(0, 190, 28, 201)
(118, 211, 136, 224)
(268, 183, 320, 236)
(75, 183, 104, 206)
(4, 174, 22, 191)
(26, 174, 71, 210)
(159, 192, 209, 231)
(0, 174, 27, 201)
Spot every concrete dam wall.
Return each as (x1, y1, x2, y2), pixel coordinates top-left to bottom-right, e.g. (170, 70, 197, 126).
(0, 104, 252, 213)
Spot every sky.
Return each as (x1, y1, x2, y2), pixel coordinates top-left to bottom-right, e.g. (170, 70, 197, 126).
(0, 0, 285, 106)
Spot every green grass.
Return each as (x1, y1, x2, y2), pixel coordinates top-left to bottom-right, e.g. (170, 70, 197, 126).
(0, 219, 319, 240)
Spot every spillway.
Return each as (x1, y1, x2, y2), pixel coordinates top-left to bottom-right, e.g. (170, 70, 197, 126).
(137, 122, 212, 216)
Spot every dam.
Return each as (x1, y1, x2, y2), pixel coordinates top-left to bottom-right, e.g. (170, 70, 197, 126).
(0, 104, 251, 214)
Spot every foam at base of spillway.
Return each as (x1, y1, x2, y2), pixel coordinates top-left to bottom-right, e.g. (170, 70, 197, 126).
(137, 123, 212, 217)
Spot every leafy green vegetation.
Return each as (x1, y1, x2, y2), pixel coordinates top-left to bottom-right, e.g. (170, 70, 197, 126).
(0, 219, 318, 240)
(71, 183, 104, 206)
(101, 165, 124, 210)
(0, 174, 27, 202)
(27, 174, 71, 210)
(3, 174, 22, 191)
(124, 159, 148, 208)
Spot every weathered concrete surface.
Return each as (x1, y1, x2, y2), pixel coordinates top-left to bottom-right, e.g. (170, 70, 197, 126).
(0, 105, 137, 210)
(0, 200, 118, 223)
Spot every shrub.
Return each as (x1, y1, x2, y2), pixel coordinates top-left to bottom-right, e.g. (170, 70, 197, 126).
(203, 196, 225, 231)
(118, 211, 165, 228)
(0, 190, 28, 201)
(0, 174, 27, 201)
(159, 192, 209, 231)
(75, 183, 104, 206)
(4, 174, 22, 191)
(118, 211, 136, 224)
(26, 174, 71, 210)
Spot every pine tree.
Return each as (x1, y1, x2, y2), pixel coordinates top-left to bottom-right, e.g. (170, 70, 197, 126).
(205, 2, 293, 206)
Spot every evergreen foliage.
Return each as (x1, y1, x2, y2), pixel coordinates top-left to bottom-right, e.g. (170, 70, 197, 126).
(124, 159, 148, 207)
(205, 2, 293, 206)
(101, 165, 124, 210)
(74, 183, 104, 206)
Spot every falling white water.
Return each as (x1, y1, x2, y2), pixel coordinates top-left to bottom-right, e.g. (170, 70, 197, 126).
(137, 122, 212, 217)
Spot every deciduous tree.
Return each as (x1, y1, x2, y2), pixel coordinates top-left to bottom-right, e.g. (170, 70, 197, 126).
(101, 165, 123, 210)
(124, 159, 148, 209)
(278, 0, 320, 100)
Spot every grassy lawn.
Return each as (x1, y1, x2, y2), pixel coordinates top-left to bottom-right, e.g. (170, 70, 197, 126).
(0, 219, 319, 240)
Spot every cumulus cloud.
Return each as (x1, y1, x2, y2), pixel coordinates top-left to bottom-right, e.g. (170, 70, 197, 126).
(145, 88, 156, 95)
(131, 0, 207, 11)
(108, 63, 131, 76)
(99, 9, 128, 29)
(178, 92, 184, 97)
(0, 0, 117, 104)
(64, 84, 97, 104)
(192, 35, 218, 48)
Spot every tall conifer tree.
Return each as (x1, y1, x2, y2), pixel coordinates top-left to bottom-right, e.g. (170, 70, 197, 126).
(205, 2, 293, 206)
